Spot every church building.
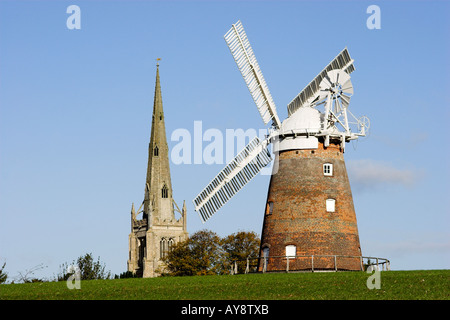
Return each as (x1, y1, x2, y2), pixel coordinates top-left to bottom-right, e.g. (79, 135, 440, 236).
(127, 63, 188, 278)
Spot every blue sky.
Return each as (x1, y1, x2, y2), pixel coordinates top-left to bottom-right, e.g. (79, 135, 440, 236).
(0, 0, 449, 281)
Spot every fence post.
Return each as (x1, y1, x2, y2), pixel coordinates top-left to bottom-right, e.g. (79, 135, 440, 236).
(334, 255, 337, 272)
(311, 255, 314, 272)
(263, 257, 267, 273)
(245, 258, 249, 274)
(234, 261, 238, 274)
(286, 257, 289, 273)
(360, 256, 364, 271)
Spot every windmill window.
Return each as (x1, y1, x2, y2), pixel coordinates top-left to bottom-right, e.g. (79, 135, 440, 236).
(285, 245, 296, 258)
(323, 163, 333, 176)
(326, 199, 336, 212)
(162, 184, 168, 198)
(153, 145, 159, 156)
(267, 201, 274, 215)
(263, 247, 269, 258)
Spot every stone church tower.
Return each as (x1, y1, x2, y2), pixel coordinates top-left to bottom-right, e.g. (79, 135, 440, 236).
(128, 63, 188, 277)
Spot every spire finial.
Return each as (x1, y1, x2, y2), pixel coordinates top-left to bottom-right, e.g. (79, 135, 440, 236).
(156, 57, 161, 67)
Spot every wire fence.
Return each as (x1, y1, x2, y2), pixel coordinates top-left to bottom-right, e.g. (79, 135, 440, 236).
(230, 255, 390, 274)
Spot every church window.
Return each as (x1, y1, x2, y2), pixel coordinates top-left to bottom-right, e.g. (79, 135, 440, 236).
(160, 238, 167, 259)
(153, 145, 159, 156)
(160, 238, 175, 259)
(162, 184, 168, 198)
(168, 238, 174, 252)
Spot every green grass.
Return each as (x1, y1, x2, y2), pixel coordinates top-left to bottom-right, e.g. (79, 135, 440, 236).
(0, 270, 448, 300)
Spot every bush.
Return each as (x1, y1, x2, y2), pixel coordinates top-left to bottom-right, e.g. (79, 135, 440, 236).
(222, 231, 260, 273)
(0, 262, 7, 284)
(114, 271, 138, 279)
(162, 230, 224, 276)
(162, 229, 260, 276)
(58, 253, 111, 281)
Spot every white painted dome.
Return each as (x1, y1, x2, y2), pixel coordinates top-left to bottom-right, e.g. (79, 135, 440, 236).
(281, 106, 322, 133)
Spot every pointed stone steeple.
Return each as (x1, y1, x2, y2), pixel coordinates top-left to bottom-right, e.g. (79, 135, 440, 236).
(143, 63, 174, 225)
(128, 63, 188, 278)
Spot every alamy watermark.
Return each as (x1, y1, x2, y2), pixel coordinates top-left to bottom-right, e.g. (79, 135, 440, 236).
(66, 265, 81, 290)
(66, 5, 81, 30)
(65, 5, 380, 32)
(366, 265, 381, 290)
(367, 5, 381, 30)
(170, 121, 275, 175)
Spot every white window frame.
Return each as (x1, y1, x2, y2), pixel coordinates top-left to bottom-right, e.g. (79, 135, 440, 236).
(323, 163, 333, 176)
(326, 199, 336, 212)
(285, 245, 296, 258)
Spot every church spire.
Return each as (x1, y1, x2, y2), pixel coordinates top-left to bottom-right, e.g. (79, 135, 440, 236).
(128, 61, 188, 278)
(152, 63, 163, 118)
(143, 62, 174, 224)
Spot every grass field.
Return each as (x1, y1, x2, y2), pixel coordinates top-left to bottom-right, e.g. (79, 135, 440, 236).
(0, 270, 448, 300)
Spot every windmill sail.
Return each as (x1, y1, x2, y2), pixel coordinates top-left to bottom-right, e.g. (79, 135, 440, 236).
(224, 20, 281, 129)
(193, 136, 272, 223)
(287, 48, 355, 117)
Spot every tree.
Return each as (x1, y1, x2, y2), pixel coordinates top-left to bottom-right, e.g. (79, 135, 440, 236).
(58, 253, 111, 281)
(162, 239, 196, 276)
(162, 230, 261, 276)
(0, 262, 7, 284)
(16, 263, 47, 283)
(222, 231, 260, 273)
(162, 229, 224, 276)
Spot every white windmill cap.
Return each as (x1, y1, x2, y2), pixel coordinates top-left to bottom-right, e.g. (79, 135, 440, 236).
(281, 106, 322, 133)
(272, 107, 322, 152)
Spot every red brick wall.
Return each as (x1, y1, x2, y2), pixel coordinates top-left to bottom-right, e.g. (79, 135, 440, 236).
(259, 141, 362, 271)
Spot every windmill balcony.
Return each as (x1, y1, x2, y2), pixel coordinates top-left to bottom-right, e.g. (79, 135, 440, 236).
(230, 255, 390, 274)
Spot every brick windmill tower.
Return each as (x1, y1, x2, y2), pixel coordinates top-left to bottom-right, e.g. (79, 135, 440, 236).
(193, 21, 370, 271)
(128, 63, 188, 277)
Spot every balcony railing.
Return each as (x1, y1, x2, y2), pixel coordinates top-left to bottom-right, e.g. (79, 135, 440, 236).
(230, 255, 390, 274)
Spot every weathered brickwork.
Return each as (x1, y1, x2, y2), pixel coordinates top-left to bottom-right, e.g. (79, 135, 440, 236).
(259, 141, 362, 271)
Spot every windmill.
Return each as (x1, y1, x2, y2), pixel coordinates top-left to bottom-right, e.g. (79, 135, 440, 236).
(193, 20, 370, 271)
